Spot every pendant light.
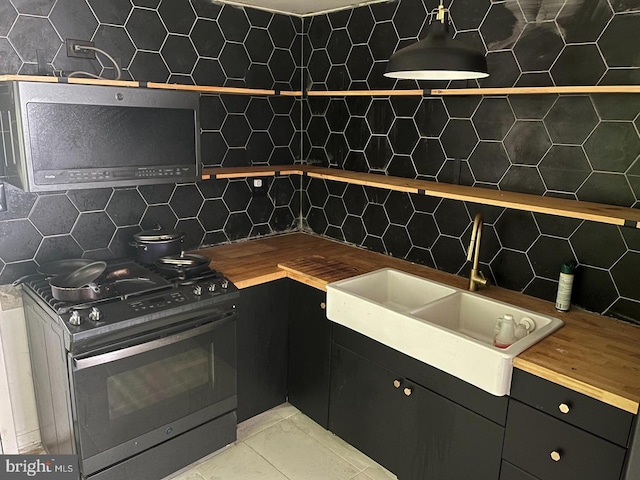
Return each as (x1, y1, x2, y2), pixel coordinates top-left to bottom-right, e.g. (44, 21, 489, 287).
(384, 1, 489, 81)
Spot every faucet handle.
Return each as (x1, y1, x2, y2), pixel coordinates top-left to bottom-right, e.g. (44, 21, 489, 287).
(475, 270, 488, 287)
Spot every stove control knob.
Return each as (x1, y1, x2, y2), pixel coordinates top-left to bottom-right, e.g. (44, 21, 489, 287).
(69, 311, 83, 326)
(221, 279, 229, 289)
(89, 307, 103, 322)
(208, 283, 217, 293)
(192, 285, 203, 296)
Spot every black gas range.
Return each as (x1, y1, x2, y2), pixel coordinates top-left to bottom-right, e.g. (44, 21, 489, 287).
(22, 258, 240, 480)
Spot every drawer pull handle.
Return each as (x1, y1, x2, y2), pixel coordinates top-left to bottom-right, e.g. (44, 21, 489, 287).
(404, 387, 412, 396)
(320, 302, 326, 310)
(550, 451, 561, 462)
(393, 379, 401, 388)
(558, 403, 570, 414)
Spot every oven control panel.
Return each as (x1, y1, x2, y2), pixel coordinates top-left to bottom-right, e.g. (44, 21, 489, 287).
(129, 291, 188, 313)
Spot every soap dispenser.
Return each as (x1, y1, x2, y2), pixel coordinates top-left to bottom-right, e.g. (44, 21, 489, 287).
(494, 314, 518, 349)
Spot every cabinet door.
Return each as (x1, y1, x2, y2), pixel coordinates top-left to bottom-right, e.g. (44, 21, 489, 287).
(288, 281, 331, 428)
(330, 344, 411, 478)
(237, 279, 289, 422)
(408, 379, 504, 480)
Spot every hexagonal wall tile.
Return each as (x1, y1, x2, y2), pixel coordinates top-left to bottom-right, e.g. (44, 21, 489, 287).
(191, 19, 224, 58)
(544, 96, 599, 145)
(199, 198, 229, 231)
(468, 142, 510, 184)
(496, 210, 539, 251)
(161, 35, 197, 75)
(513, 23, 564, 72)
(504, 121, 551, 165)
(8, 16, 60, 64)
(551, 44, 606, 86)
(473, 98, 515, 141)
(106, 189, 146, 227)
(557, 0, 612, 44)
(219, 6, 250, 42)
(159, 0, 195, 35)
(127, 8, 166, 51)
(492, 249, 534, 291)
(585, 122, 640, 173)
(571, 221, 626, 270)
(0, 220, 42, 263)
(29, 195, 78, 236)
(72, 212, 115, 250)
(577, 172, 636, 206)
(539, 145, 591, 192)
(573, 266, 619, 313)
(0, 2, 17, 37)
(598, 14, 640, 67)
(499, 166, 546, 195)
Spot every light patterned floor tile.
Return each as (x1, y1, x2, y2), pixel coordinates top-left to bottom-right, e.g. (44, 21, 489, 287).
(164, 469, 206, 480)
(360, 463, 397, 480)
(195, 442, 288, 480)
(237, 408, 286, 442)
(350, 473, 375, 480)
(245, 418, 362, 480)
(270, 402, 300, 419)
(289, 412, 374, 471)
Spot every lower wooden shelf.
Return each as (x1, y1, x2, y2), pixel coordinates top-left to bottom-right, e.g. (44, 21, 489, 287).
(201, 166, 640, 229)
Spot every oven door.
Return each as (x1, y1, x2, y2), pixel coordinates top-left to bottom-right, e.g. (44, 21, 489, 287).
(69, 309, 236, 475)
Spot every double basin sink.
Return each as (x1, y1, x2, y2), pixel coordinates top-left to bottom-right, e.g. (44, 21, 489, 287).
(326, 269, 563, 396)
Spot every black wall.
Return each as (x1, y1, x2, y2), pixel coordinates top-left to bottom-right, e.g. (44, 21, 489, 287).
(301, 0, 640, 324)
(1, 0, 639, 325)
(0, 0, 303, 284)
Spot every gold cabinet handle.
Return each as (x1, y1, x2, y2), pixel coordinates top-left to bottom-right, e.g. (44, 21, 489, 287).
(404, 387, 412, 396)
(393, 379, 401, 388)
(558, 403, 570, 414)
(550, 451, 561, 462)
(320, 302, 326, 310)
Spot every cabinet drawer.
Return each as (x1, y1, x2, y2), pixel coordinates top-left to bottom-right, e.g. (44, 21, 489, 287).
(511, 369, 633, 446)
(503, 400, 626, 480)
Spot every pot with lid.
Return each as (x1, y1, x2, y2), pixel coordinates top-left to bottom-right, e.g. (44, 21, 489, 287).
(130, 227, 184, 264)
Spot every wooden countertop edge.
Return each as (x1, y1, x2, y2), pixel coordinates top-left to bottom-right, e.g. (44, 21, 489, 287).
(513, 358, 638, 414)
(278, 264, 329, 291)
(231, 271, 287, 289)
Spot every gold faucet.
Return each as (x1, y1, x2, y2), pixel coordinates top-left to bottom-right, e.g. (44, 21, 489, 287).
(467, 213, 488, 291)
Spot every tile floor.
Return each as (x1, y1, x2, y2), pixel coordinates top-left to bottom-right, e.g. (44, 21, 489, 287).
(164, 403, 397, 480)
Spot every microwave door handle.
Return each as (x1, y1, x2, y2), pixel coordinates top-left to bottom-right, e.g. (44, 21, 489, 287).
(73, 314, 232, 371)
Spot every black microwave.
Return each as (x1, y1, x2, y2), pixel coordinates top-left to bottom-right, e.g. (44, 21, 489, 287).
(0, 81, 201, 192)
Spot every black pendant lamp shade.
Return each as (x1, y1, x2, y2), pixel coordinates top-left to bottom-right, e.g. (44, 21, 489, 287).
(385, 4, 489, 81)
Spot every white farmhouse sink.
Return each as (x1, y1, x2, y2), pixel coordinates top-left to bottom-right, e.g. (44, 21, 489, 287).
(326, 268, 563, 396)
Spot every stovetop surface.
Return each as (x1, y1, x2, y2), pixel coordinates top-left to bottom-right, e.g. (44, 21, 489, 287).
(21, 259, 239, 353)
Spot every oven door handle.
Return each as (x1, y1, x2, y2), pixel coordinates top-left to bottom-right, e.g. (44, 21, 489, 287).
(73, 313, 233, 371)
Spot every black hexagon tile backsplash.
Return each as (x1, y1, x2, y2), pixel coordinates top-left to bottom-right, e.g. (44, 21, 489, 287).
(0, 0, 640, 324)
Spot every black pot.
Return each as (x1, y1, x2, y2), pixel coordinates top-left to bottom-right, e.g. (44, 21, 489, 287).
(130, 228, 184, 264)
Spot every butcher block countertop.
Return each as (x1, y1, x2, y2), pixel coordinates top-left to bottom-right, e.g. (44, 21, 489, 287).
(196, 232, 640, 414)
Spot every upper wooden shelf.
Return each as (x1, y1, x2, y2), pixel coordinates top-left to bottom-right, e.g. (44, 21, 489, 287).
(1, 75, 638, 96)
(202, 165, 640, 229)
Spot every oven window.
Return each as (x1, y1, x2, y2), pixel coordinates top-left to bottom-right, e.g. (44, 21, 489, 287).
(106, 346, 213, 420)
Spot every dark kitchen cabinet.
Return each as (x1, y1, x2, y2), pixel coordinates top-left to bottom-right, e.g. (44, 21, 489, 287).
(237, 279, 289, 422)
(330, 324, 505, 480)
(503, 369, 634, 480)
(287, 281, 332, 429)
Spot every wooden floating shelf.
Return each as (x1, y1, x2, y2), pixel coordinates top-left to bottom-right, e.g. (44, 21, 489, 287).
(201, 166, 640, 229)
(2, 75, 639, 97)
